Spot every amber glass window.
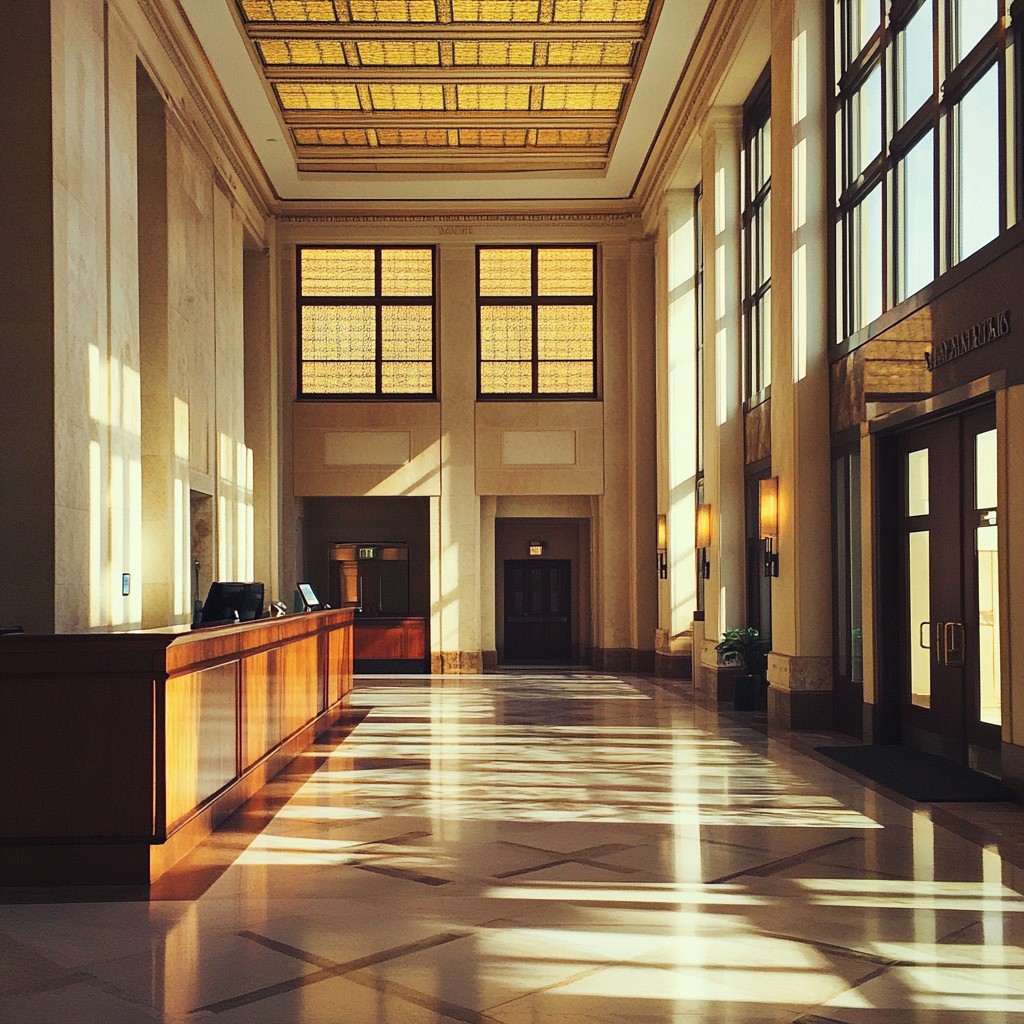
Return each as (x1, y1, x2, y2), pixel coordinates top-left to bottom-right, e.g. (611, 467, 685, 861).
(477, 246, 597, 397)
(298, 246, 435, 397)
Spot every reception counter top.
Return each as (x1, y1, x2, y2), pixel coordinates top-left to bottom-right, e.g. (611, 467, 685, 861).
(0, 609, 354, 885)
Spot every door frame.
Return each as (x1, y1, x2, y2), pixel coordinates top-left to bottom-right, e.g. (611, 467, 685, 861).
(874, 396, 999, 760)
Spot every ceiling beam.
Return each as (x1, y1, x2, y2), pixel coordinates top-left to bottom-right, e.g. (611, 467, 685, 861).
(263, 65, 632, 83)
(296, 159, 606, 173)
(282, 110, 619, 128)
(245, 23, 645, 41)
(294, 146, 609, 161)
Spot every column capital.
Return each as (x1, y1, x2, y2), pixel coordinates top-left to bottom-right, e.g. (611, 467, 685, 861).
(701, 107, 743, 141)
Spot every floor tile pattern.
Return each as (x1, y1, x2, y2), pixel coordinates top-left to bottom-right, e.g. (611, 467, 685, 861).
(2, 672, 1024, 1022)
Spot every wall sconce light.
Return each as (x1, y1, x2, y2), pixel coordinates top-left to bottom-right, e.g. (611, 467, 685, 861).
(695, 503, 712, 580)
(759, 476, 779, 578)
(657, 514, 668, 580)
(529, 540, 546, 556)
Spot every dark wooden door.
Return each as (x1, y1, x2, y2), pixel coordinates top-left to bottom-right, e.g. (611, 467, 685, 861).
(896, 405, 1000, 766)
(503, 560, 572, 664)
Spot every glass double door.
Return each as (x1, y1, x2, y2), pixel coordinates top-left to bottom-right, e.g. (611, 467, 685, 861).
(897, 405, 1000, 768)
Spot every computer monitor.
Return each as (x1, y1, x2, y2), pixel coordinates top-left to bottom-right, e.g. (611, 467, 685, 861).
(198, 582, 264, 625)
(297, 582, 323, 611)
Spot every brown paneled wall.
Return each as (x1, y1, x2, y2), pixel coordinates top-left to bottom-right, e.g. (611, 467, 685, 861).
(745, 399, 771, 464)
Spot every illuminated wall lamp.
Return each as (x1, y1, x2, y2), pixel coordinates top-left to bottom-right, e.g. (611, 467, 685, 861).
(657, 514, 668, 580)
(695, 504, 712, 580)
(759, 476, 780, 578)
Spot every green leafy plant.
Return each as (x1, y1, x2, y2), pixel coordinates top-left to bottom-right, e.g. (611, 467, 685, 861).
(715, 627, 768, 675)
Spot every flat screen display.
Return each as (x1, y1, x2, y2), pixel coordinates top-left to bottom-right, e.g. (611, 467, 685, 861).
(298, 582, 321, 610)
(199, 582, 264, 624)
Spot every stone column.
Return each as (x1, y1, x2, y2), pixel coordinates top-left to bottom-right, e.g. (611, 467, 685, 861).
(697, 110, 745, 700)
(766, 0, 835, 729)
(433, 243, 482, 673)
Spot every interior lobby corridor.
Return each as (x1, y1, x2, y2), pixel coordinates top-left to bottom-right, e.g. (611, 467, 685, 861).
(4, 673, 1024, 1024)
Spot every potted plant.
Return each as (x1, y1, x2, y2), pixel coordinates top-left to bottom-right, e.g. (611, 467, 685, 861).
(715, 627, 769, 710)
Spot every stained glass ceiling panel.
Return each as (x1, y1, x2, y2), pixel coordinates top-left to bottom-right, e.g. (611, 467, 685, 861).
(257, 39, 348, 63)
(357, 40, 442, 64)
(242, 0, 649, 21)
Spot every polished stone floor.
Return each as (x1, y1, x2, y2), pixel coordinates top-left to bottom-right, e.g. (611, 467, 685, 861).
(4, 672, 1024, 1022)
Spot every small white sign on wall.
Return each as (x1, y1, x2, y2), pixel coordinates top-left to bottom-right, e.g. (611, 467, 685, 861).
(501, 430, 576, 466)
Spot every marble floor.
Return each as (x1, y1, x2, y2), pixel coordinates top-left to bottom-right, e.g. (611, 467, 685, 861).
(4, 673, 1024, 1022)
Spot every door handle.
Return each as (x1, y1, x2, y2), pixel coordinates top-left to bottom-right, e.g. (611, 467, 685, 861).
(944, 621, 965, 667)
(919, 622, 930, 649)
(935, 621, 944, 663)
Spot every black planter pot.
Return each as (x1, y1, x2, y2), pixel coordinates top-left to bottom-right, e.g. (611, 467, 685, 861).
(733, 674, 767, 711)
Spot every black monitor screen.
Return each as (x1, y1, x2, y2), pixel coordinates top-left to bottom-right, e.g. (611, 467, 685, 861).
(298, 583, 321, 611)
(200, 582, 264, 624)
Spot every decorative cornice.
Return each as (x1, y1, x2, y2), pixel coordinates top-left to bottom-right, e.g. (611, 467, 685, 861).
(277, 212, 643, 225)
(636, 0, 757, 222)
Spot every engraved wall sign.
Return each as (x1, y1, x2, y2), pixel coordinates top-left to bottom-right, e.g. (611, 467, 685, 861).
(927, 310, 1011, 370)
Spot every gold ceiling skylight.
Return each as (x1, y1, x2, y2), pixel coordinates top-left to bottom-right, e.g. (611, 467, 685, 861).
(241, 0, 650, 22)
(257, 39, 348, 63)
(236, 0, 659, 171)
(357, 40, 442, 64)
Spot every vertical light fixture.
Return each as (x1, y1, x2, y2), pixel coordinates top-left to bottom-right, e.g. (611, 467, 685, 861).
(657, 514, 668, 579)
(695, 504, 712, 580)
(760, 476, 779, 577)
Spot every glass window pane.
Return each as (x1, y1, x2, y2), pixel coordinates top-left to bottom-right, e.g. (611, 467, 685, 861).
(851, 184, 882, 331)
(909, 530, 931, 708)
(382, 362, 432, 393)
(897, 1, 932, 128)
(759, 192, 771, 285)
(381, 249, 432, 296)
(301, 306, 376, 360)
(908, 448, 929, 516)
(537, 305, 594, 359)
(481, 361, 532, 393)
(537, 248, 594, 295)
(302, 361, 375, 394)
(849, 64, 882, 180)
(538, 361, 594, 393)
(956, 65, 1000, 263)
(759, 288, 772, 390)
(480, 306, 533, 359)
(977, 524, 1001, 725)
(381, 306, 432, 360)
(955, 0, 997, 64)
(857, 0, 879, 53)
(301, 248, 375, 296)
(976, 428, 997, 509)
(479, 249, 532, 296)
(897, 130, 935, 301)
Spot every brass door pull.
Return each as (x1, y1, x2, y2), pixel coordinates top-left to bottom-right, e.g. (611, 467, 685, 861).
(944, 621, 965, 666)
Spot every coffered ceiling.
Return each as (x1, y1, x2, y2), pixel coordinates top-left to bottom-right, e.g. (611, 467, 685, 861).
(178, 0, 710, 202)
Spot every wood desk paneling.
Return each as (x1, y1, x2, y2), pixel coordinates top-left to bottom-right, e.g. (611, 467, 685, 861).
(353, 617, 427, 661)
(0, 609, 353, 885)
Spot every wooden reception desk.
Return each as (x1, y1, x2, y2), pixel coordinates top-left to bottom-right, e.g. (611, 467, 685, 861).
(0, 609, 353, 885)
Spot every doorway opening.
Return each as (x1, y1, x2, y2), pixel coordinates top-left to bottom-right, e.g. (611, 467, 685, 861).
(879, 402, 1000, 773)
(503, 559, 572, 664)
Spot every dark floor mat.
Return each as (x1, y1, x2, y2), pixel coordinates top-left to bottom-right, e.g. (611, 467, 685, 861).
(815, 744, 1014, 802)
